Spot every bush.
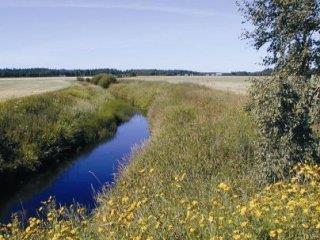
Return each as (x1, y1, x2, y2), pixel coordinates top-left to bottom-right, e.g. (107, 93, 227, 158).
(248, 75, 320, 180)
(76, 76, 85, 82)
(90, 74, 117, 88)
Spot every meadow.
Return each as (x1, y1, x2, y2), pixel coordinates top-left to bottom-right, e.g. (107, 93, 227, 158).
(1, 81, 319, 239)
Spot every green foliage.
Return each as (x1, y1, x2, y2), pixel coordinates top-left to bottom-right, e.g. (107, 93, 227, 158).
(82, 74, 117, 89)
(248, 75, 320, 179)
(239, 0, 320, 75)
(239, 0, 320, 178)
(0, 85, 134, 174)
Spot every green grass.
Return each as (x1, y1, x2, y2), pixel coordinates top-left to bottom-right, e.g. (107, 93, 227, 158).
(0, 83, 134, 176)
(2, 81, 320, 239)
(92, 82, 261, 238)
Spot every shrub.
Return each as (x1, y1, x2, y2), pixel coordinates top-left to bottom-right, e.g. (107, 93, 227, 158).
(248, 75, 320, 180)
(91, 74, 117, 88)
(76, 76, 85, 82)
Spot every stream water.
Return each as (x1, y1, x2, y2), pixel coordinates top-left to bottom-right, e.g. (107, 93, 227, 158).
(0, 114, 149, 222)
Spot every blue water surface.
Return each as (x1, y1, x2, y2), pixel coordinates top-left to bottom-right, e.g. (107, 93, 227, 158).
(0, 114, 149, 222)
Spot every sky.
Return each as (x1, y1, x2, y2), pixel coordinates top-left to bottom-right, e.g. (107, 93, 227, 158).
(0, 0, 265, 72)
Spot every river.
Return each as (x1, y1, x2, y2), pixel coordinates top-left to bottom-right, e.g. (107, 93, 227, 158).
(0, 114, 149, 222)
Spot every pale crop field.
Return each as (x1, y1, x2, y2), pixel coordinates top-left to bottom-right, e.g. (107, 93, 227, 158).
(121, 75, 254, 95)
(0, 75, 253, 101)
(0, 77, 76, 101)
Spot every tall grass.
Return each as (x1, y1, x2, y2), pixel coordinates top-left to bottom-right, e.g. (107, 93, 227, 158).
(0, 84, 134, 177)
(1, 82, 320, 239)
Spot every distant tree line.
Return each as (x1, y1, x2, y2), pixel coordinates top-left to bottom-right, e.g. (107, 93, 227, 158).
(0, 68, 274, 78)
(0, 68, 122, 78)
(0, 68, 201, 78)
(221, 69, 273, 76)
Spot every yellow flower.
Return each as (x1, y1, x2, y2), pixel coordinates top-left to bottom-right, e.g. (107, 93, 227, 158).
(275, 229, 282, 236)
(122, 196, 129, 203)
(155, 222, 160, 229)
(240, 207, 247, 216)
(269, 230, 277, 238)
(218, 182, 230, 192)
(233, 234, 241, 240)
(240, 221, 248, 227)
(189, 228, 195, 233)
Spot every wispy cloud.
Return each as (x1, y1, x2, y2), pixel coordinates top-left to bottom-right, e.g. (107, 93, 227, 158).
(1, 0, 229, 17)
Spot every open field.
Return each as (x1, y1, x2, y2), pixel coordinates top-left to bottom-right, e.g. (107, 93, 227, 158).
(0, 77, 76, 101)
(122, 75, 251, 95)
(0, 76, 250, 101)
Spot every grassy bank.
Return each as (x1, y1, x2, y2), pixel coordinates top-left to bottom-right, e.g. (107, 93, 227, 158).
(1, 82, 320, 239)
(0, 83, 134, 177)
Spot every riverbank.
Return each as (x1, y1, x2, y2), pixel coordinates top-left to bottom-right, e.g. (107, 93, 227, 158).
(0, 114, 149, 223)
(1, 82, 320, 239)
(0, 84, 135, 182)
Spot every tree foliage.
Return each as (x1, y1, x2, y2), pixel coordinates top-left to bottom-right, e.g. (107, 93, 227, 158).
(239, 0, 320, 179)
(239, 0, 320, 75)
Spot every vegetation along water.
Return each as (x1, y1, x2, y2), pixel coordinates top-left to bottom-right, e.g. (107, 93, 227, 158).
(0, 114, 149, 223)
(1, 81, 319, 239)
(0, 83, 136, 187)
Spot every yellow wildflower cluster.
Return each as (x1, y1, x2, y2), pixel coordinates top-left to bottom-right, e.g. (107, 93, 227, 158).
(92, 165, 320, 239)
(1, 164, 320, 239)
(0, 197, 93, 240)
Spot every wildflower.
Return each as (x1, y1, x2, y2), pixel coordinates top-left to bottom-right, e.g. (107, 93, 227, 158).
(233, 234, 241, 240)
(240, 207, 247, 216)
(240, 221, 248, 227)
(121, 196, 129, 203)
(269, 230, 277, 238)
(218, 182, 230, 192)
(155, 222, 160, 229)
(302, 224, 309, 229)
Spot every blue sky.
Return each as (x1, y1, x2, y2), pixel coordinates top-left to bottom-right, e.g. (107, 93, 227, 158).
(0, 0, 264, 72)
